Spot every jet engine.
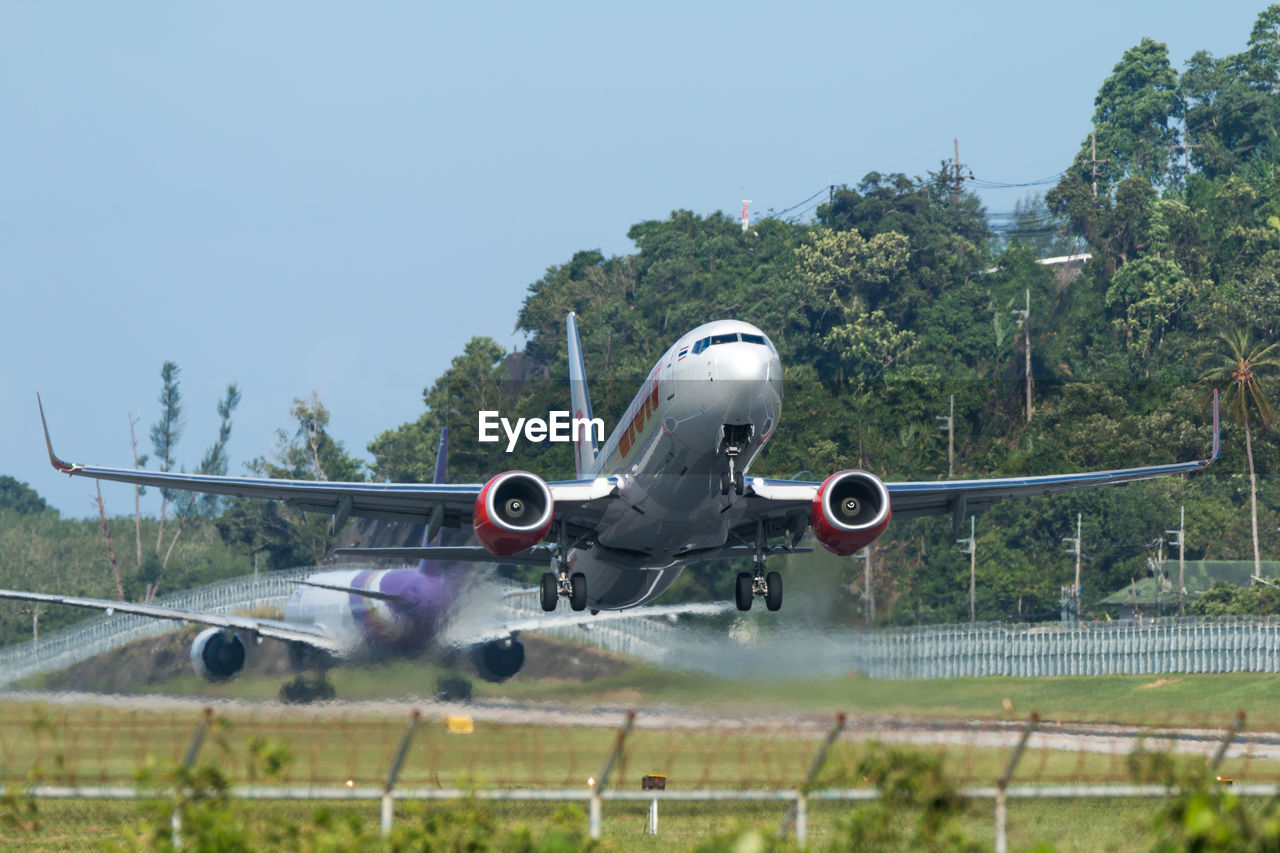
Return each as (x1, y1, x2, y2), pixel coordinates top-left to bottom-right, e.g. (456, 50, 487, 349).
(473, 471, 554, 556)
(468, 636, 526, 682)
(810, 470, 892, 556)
(190, 627, 247, 682)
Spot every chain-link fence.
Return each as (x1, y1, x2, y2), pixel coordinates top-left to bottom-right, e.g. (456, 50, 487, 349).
(0, 702, 1271, 851)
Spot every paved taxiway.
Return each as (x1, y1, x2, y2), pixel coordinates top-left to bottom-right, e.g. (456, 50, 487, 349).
(3, 690, 1272, 763)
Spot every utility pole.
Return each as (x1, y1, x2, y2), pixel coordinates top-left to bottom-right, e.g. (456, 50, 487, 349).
(1170, 136, 1200, 179)
(1083, 132, 1109, 199)
(1167, 506, 1186, 617)
(862, 544, 875, 623)
(936, 394, 955, 477)
(1011, 290, 1031, 422)
(1155, 537, 1165, 615)
(1062, 513, 1082, 622)
(959, 515, 976, 624)
(948, 138, 973, 198)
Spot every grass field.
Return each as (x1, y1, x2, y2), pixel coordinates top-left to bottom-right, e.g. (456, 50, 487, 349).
(12, 636, 1280, 849)
(0, 689, 1272, 851)
(89, 647, 1280, 732)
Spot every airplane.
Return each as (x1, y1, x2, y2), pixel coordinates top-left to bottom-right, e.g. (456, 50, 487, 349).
(1, 425, 727, 699)
(35, 313, 1220, 618)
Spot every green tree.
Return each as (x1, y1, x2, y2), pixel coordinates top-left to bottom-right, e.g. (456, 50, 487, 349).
(0, 477, 50, 516)
(1199, 330, 1280, 580)
(1084, 37, 1181, 188)
(219, 394, 364, 570)
(369, 337, 508, 484)
(149, 361, 184, 556)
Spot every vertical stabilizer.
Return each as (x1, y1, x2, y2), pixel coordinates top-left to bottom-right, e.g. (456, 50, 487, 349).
(417, 427, 449, 572)
(566, 312, 598, 477)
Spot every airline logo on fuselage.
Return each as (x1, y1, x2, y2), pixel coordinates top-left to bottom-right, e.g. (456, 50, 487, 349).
(619, 365, 661, 459)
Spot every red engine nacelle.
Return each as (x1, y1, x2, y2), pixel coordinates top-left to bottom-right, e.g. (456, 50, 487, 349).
(810, 470, 892, 556)
(473, 471, 555, 557)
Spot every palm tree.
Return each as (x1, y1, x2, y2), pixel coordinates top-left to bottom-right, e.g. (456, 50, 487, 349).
(1200, 330, 1280, 581)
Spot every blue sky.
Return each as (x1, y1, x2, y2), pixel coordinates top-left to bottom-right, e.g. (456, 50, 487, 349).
(1, 1, 1269, 517)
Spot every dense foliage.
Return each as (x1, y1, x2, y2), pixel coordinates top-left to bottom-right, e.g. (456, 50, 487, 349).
(9, 9, 1280, 631)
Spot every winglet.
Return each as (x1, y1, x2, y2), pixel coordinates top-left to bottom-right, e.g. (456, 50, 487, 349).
(1207, 388, 1221, 466)
(36, 394, 80, 475)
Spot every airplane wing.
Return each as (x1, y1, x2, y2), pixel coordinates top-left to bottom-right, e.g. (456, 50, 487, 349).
(0, 589, 343, 651)
(443, 600, 733, 646)
(334, 544, 812, 564)
(37, 395, 616, 530)
(738, 390, 1221, 531)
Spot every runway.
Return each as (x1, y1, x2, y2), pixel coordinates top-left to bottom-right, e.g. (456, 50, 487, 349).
(3, 690, 1274, 764)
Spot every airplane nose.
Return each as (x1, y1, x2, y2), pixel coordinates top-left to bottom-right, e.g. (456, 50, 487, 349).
(712, 342, 774, 384)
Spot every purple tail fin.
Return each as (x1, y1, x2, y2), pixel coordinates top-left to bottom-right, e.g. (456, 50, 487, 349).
(417, 427, 449, 573)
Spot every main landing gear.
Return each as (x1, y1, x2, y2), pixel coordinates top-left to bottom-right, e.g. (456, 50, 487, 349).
(735, 570, 782, 612)
(540, 532, 587, 612)
(539, 571, 587, 612)
(735, 521, 782, 612)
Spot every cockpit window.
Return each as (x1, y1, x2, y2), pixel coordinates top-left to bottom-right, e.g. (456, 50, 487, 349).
(690, 331, 770, 354)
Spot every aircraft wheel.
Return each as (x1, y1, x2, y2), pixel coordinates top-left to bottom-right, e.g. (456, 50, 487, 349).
(540, 573, 558, 612)
(570, 572, 588, 611)
(733, 470, 745, 495)
(435, 675, 473, 702)
(735, 572, 753, 611)
(720, 472, 730, 496)
(765, 571, 783, 612)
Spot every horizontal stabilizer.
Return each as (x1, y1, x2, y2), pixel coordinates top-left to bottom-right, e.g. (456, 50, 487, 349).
(335, 545, 555, 566)
(291, 579, 405, 603)
(446, 599, 733, 646)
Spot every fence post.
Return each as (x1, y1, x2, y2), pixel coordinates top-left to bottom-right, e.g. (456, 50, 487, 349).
(994, 711, 1039, 853)
(1210, 710, 1246, 774)
(381, 710, 421, 837)
(777, 712, 847, 849)
(172, 706, 213, 849)
(589, 710, 636, 840)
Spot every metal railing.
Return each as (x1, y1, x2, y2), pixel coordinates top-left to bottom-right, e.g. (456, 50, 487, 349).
(0, 707, 1259, 850)
(845, 617, 1280, 679)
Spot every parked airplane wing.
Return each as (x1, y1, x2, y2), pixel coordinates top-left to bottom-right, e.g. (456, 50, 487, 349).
(443, 600, 733, 646)
(38, 395, 616, 529)
(0, 589, 343, 651)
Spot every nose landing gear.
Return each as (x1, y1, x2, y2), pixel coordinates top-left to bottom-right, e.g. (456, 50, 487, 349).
(720, 424, 752, 496)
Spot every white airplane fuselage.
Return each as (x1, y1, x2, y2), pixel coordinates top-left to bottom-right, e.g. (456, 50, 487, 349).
(573, 319, 782, 609)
